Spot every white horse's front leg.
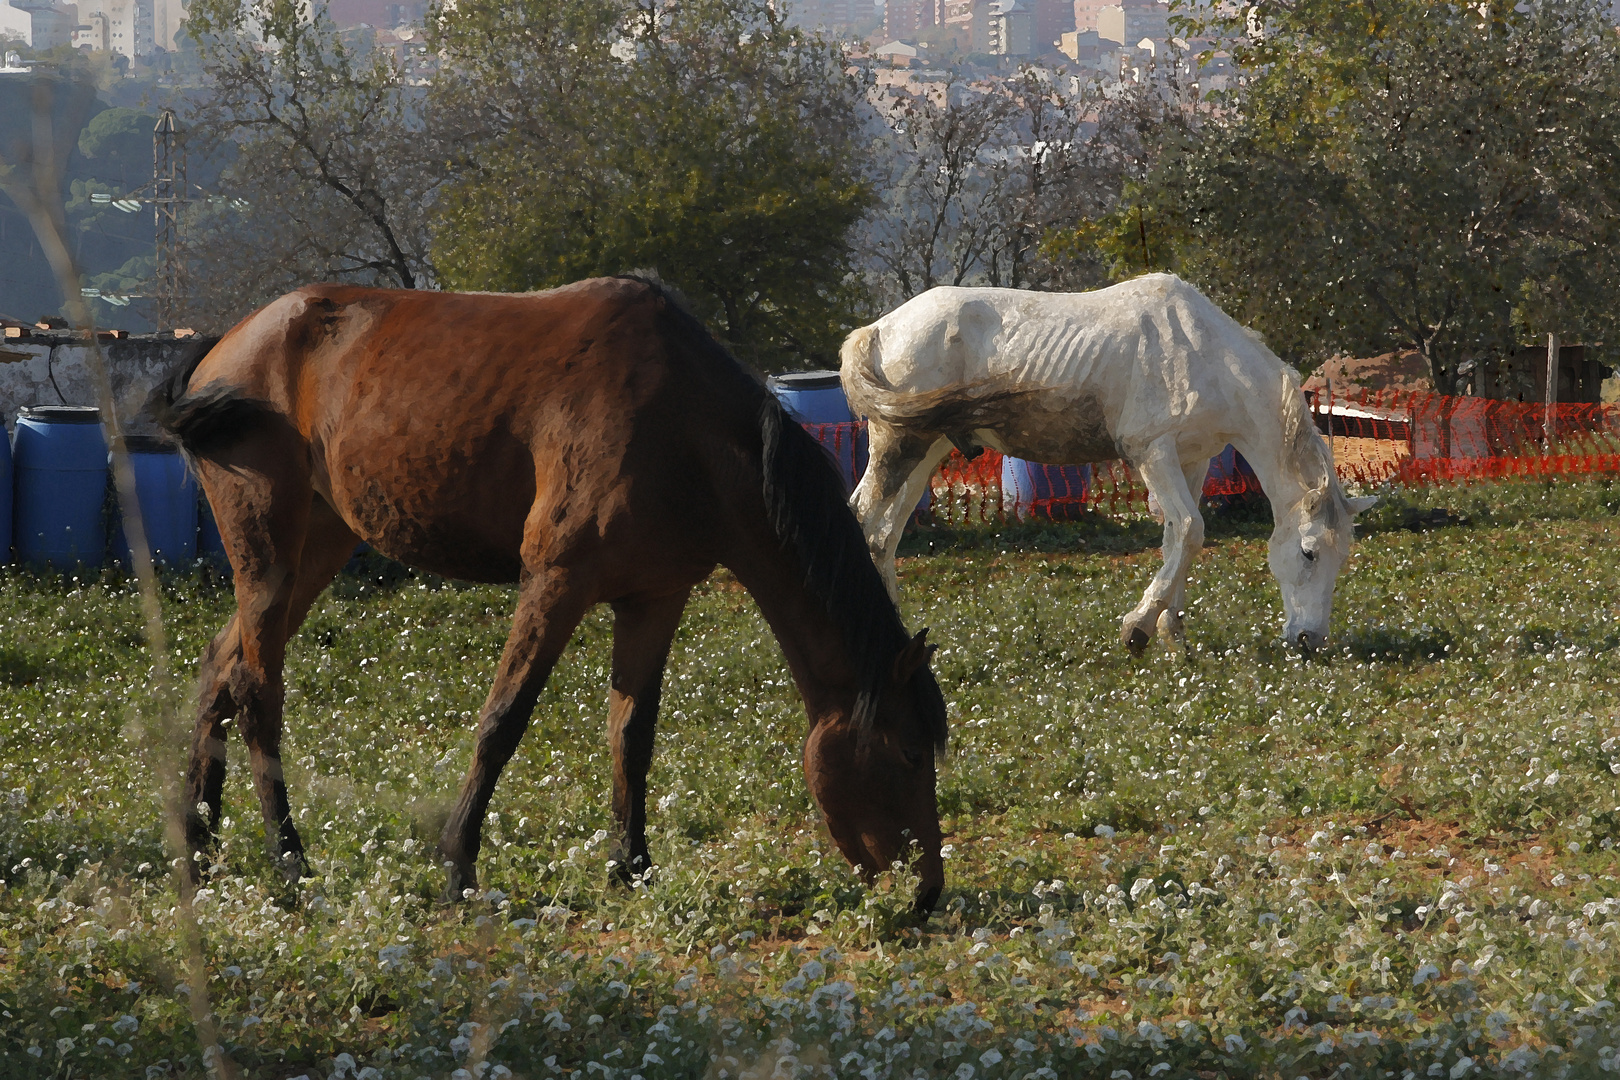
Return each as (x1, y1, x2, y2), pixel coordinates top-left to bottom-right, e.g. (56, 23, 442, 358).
(851, 423, 950, 600)
(1121, 438, 1205, 655)
(1154, 456, 1214, 645)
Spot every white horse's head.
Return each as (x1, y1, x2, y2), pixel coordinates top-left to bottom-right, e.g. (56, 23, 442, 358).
(1268, 477, 1377, 651)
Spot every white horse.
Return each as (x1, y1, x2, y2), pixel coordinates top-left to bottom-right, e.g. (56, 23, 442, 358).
(841, 273, 1376, 653)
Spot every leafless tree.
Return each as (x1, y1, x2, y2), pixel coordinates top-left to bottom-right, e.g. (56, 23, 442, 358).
(860, 67, 1178, 307)
(863, 77, 1016, 307)
(178, 0, 443, 331)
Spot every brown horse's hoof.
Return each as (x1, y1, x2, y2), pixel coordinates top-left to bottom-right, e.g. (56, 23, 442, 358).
(276, 850, 308, 888)
(439, 860, 477, 905)
(608, 855, 650, 887)
(911, 884, 942, 919)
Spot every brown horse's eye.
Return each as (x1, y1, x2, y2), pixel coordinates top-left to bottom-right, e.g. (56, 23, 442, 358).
(901, 747, 926, 771)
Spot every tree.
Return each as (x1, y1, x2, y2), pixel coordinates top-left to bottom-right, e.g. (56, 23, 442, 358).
(863, 76, 1016, 305)
(179, 0, 439, 330)
(862, 69, 1179, 307)
(1102, 0, 1620, 392)
(428, 0, 871, 370)
(77, 108, 154, 192)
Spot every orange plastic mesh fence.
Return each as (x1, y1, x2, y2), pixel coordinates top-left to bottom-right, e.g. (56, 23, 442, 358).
(802, 388, 1620, 524)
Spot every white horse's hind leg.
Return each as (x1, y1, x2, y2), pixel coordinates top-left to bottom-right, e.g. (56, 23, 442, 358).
(1121, 437, 1206, 655)
(851, 423, 950, 600)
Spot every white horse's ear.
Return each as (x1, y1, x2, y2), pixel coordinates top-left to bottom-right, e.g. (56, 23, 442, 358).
(1346, 494, 1379, 516)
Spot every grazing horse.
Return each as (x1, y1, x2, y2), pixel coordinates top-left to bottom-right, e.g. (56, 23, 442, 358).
(842, 274, 1376, 653)
(154, 277, 949, 910)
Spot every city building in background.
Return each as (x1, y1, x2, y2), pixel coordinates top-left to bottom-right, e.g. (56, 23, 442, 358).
(0, 0, 84, 50)
(886, 0, 944, 40)
(943, 0, 991, 51)
(787, 0, 877, 32)
(0, 0, 186, 57)
(986, 0, 1032, 56)
(70, 0, 153, 57)
(1071, 0, 1111, 31)
(1097, 0, 1169, 46)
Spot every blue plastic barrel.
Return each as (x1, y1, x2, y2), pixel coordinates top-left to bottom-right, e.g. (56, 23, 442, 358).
(112, 435, 197, 565)
(1001, 457, 1091, 522)
(767, 370, 853, 424)
(198, 495, 226, 560)
(13, 405, 109, 568)
(0, 421, 13, 564)
(769, 370, 869, 494)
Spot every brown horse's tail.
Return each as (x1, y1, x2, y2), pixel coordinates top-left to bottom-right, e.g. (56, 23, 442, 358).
(147, 340, 277, 459)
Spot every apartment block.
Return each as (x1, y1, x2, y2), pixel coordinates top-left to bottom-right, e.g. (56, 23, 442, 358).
(789, 0, 876, 29)
(1073, 0, 1110, 31)
(72, 0, 152, 59)
(885, 0, 943, 39)
(1097, 0, 1169, 46)
(986, 0, 1032, 55)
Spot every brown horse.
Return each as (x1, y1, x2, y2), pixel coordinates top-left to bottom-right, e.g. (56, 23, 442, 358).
(153, 277, 949, 910)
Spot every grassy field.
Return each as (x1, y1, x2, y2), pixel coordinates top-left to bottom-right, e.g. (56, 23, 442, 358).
(1, 478, 1618, 1079)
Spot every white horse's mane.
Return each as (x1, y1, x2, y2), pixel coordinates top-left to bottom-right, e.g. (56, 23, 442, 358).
(1274, 363, 1355, 534)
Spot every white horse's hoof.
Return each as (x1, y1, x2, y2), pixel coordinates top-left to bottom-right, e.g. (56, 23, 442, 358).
(1121, 613, 1155, 656)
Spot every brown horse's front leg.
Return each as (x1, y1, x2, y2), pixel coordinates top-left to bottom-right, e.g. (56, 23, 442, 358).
(440, 566, 592, 902)
(606, 590, 690, 885)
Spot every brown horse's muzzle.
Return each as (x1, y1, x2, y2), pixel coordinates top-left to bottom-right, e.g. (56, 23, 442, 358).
(804, 723, 945, 915)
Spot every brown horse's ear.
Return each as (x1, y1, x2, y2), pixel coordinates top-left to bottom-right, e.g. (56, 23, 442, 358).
(892, 628, 937, 683)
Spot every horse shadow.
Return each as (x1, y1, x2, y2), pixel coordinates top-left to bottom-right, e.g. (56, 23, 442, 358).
(1337, 624, 1458, 663)
(898, 498, 1273, 560)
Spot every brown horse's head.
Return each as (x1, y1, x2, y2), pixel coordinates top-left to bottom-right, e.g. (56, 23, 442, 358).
(803, 628, 947, 914)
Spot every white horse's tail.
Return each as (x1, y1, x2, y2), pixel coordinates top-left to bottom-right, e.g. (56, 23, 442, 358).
(841, 321, 1015, 430)
(840, 324, 886, 421)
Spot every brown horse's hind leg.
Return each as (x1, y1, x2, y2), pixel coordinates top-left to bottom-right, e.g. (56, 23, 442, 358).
(183, 613, 241, 866)
(606, 589, 690, 883)
(186, 460, 360, 884)
(440, 567, 594, 901)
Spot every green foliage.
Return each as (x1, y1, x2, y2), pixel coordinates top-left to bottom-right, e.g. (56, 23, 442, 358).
(76, 108, 152, 179)
(427, 0, 871, 370)
(1093, 0, 1620, 391)
(1, 477, 1620, 1074)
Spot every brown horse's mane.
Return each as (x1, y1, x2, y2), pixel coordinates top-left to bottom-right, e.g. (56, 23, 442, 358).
(645, 280, 948, 755)
(757, 397, 948, 753)
(149, 278, 948, 757)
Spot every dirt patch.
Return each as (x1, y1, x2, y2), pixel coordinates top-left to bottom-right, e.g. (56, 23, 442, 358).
(1330, 434, 1409, 477)
(1305, 351, 1433, 395)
